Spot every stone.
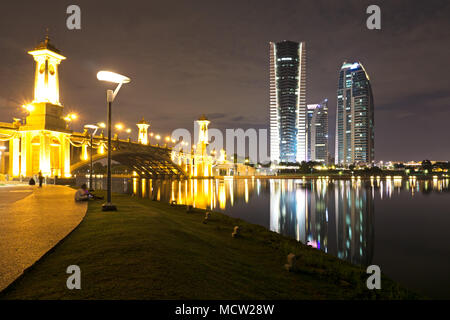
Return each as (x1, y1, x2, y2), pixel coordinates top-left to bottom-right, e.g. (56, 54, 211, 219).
(232, 226, 240, 238)
(203, 211, 210, 224)
(284, 253, 296, 272)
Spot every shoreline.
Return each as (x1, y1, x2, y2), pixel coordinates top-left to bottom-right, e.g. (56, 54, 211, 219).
(0, 192, 420, 300)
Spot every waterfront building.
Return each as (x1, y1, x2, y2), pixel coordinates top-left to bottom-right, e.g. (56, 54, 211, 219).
(307, 99, 328, 163)
(335, 62, 374, 166)
(0, 35, 72, 178)
(269, 40, 307, 164)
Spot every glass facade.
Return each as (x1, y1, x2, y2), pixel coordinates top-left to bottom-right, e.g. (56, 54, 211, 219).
(307, 99, 328, 163)
(335, 62, 374, 165)
(269, 41, 306, 164)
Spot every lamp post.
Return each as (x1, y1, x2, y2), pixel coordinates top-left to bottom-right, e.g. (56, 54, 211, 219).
(84, 124, 100, 191)
(97, 71, 131, 211)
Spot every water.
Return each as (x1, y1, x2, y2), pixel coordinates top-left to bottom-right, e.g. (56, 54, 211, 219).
(84, 176, 450, 299)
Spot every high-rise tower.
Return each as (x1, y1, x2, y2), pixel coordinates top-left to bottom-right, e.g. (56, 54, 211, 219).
(335, 62, 374, 165)
(307, 99, 328, 163)
(269, 41, 306, 164)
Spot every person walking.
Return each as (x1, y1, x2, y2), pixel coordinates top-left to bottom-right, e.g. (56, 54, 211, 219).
(38, 171, 44, 188)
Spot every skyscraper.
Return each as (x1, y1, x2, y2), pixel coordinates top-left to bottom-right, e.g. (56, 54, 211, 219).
(335, 62, 374, 165)
(307, 99, 328, 163)
(269, 41, 306, 164)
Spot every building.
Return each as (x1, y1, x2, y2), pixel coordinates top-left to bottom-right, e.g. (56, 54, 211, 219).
(307, 99, 328, 163)
(0, 35, 72, 178)
(269, 40, 307, 164)
(335, 62, 374, 166)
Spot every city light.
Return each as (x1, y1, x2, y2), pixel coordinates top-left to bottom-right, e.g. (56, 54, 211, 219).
(22, 104, 34, 112)
(97, 71, 131, 84)
(115, 123, 124, 131)
(64, 113, 78, 122)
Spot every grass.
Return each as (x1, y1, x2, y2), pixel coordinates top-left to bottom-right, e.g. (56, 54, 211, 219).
(0, 192, 420, 300)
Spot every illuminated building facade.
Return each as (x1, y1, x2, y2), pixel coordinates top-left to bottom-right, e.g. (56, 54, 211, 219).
(1, 35, 72, 178)
(307, 99, 328, 163)
(269, 40, 307, 164)
(335, 62, 374, 166)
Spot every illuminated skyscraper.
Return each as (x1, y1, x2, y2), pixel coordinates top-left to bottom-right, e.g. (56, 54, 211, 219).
(307, 99, 328, 163)
(335, 62, 374, 165)
(269, 41, 306, 164)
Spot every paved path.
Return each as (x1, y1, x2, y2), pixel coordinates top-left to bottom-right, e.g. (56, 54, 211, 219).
(0, 185, 87, 291)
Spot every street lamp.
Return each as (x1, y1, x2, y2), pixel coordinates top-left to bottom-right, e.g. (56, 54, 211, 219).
(97, 70, 131, 211)
(84, 124, 99, 191)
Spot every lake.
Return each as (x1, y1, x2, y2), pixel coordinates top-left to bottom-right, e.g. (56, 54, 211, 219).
(82, 175, 450, 299)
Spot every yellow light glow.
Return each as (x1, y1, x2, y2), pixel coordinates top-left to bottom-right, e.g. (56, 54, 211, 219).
(98, 122, 106, 128)
(126, 128, 131, 134)
(155, 135, 161, 140)
(115, 123, 124, 131)
(98, 143, 105, 155)
(22, 104, 35, 112)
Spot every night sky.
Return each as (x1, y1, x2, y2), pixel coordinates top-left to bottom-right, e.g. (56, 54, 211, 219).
(0, 0, 449, 161)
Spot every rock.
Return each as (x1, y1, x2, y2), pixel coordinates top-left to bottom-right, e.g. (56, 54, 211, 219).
(203, 211, 211, 224)
(284, 253, 296, 272)
(232, 226, 240, 238)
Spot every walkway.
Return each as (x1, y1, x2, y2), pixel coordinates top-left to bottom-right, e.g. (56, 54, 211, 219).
(0, 185, 87, 291)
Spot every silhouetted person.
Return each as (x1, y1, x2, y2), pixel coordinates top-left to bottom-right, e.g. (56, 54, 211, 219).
(38, 171, 44, 187)
(75, 184, 89, 201)
(29, 178, 35, 185)
(75, 183, 104, 202)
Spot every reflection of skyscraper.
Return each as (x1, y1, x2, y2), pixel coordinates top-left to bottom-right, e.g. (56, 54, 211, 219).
(333, 181, 374, 265)
(269, 41, 307, 164)
(269, 179, 374, 266)
(335, 62, 374, 165)
(307, 99, 329, 163)
(269, 180, 307, 243)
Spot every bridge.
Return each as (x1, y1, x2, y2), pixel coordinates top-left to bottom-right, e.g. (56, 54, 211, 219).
(69, 132, 186, 178)
(0, 35, 230, 180)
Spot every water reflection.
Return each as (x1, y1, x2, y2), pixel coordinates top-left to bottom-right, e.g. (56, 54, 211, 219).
(269, 179, 374, 265)
(81, 175, 449, 266)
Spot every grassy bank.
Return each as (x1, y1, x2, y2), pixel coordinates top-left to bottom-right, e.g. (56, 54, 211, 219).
(0, 193, 419, 300)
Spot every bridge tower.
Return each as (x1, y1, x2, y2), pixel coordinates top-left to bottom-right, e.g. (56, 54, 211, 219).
(193, 115, 212, 177)
(8, 34, 71, 178)
(137, 117, 150, 145)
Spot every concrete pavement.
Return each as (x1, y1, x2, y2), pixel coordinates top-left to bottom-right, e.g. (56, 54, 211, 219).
(0, 185, 87, 291)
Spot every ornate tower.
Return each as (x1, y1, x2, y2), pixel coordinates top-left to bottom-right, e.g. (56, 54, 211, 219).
(24, 34, 67, 132)
(195, 114, 210, 155)
(8, 35, 71, 178)
(28, 34, 66, 105)
(136, 117, 150, 145)
(192, 115, 212, 177)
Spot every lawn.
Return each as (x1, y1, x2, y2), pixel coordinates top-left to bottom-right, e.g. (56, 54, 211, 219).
(0, 193, 419, 299)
